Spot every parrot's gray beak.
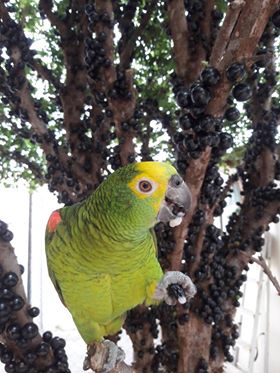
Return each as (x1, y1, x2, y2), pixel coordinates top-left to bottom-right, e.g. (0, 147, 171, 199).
(157, 174, 192, 227)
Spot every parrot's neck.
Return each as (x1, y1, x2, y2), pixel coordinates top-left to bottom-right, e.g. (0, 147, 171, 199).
(77, 195, 156, 271)
(83, 186, 156, 242)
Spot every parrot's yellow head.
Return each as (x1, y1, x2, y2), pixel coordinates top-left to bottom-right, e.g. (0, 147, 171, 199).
(94, 161, 192, 233)
(128, 162, 177, 212)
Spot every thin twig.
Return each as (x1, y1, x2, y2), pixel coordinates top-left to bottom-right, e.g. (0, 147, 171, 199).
(32, 60, 62, 90)
(39, 0, 68, 36)
(251, 255, 280, 295)
(0, 145, 45, 182)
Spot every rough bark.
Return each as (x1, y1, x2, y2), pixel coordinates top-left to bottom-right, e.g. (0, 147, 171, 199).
(177, 314, 212, 373)
(167, 0, 190, 83)
(0, 238, 54, 369)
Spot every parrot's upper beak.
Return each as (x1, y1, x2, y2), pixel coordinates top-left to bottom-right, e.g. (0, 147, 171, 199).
(157, 174, 192, 227)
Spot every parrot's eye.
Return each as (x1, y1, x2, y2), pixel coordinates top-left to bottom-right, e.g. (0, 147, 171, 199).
(138, 179, 154, 193)
(139, 180, 152, 192)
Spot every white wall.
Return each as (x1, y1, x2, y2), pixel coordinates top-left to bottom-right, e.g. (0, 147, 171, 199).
(267, 223, 280, 373)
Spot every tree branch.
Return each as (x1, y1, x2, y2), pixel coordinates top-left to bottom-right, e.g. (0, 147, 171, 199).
(84, 342, 134, 372)
(115, 0, 137, 56)
(210, 0, 245, 67)
(0, 2, 62, 93)
(251, 255, 280, 295)
(0, 235, 54, 369)
(208, 0, 278, 116)
(169, 147, 212, 271)
(38, 0, 68, 36)
(211, 173, 238, 214)
(238, 250, 280, 296)
(32, 60, 62, 91)
(167, 0, 190, 83)
(110, 69, 137, 165)
(119, 0, 157, 69)
(169, 0, 277, 273)
(200, 0, 215, 58)
(0, 145, 45, 182)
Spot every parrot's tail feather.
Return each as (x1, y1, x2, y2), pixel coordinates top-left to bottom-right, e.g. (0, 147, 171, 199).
(83, 340, 134, 373)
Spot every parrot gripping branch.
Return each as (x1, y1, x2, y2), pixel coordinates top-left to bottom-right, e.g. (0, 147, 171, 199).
(153, 271, 197, 306)
(167, 284, 188, 305)
(83, 341, 134, 373)
(45, 161, 195, 372)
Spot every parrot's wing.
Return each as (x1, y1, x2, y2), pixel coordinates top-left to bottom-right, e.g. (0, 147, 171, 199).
(47, 262, 66, 307)
(45, 210, 66, 307)
(150, 228, 158, 255)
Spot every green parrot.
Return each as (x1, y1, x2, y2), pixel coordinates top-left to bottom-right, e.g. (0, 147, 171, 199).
(45, 161, 196, 372)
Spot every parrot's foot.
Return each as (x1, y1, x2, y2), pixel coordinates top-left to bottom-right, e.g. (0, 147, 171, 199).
(102, 340, 125, 372)
(153, 271, 196, 305)
(83, 340, 133, 373)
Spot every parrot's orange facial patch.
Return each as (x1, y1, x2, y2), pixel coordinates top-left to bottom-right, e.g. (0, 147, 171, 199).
(47, 211, 62, 233)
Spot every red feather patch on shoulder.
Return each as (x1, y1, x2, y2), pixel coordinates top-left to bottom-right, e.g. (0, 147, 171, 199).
(47, 211, 62, 233)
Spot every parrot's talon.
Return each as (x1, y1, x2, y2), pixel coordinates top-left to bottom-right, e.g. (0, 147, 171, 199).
(102, 340, 124, 372)
(83, 340, 126, 373)
(116, 346, 126, 364)
(153, 271, 196, 305)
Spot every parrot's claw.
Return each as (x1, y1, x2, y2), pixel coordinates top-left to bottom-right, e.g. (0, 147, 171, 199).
(83, 339, 127, 373)
(153, 271, 196, 305)
(102, 340, 125, 372)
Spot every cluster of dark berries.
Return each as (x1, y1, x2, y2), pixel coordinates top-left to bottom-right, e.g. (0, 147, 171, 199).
(242, 115, 278, 189)
(125, 306, 158, 339)
(125, 301, 192, 372)
(272, 9, 280, 28)
(249, 183, 280, 220)
(152, 303, 182, 371)
(0, 333, 70, 372)
(226, 63, 252, 102)
(173, 66, 220, 117)
(195, 357, 209, 373)
(210, 320, 239, 363)
(85, 4, 114, 80)
(180, 215, 249, 365)
(171, 65, 238, 174)
(194, 225, 223, 283)
(201, 163, 225, 207)
(0, 221, 13, 243)
(183, 209, 205, 268)
(183, 0, 223, 57)
(0, 222, 70, 372)
(155, 223, 175, 270)
(125, 307, 159, 370)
